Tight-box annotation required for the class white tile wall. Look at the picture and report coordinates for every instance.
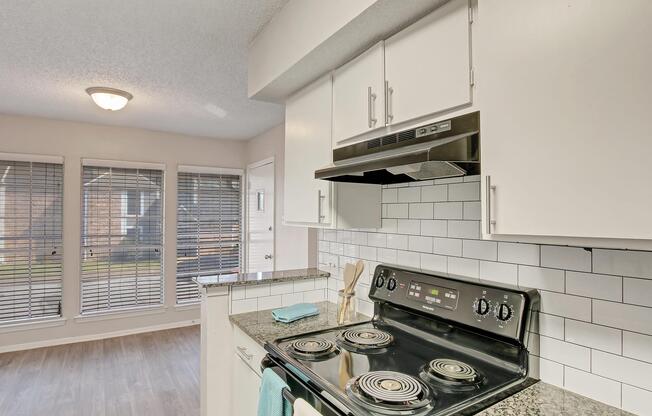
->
[539,335,591,370]
[317,178,652,414]
[564,367,622,408]
[230,277,328,314]
[517,266,565,293]
[538,358,564,388]
[448,220,480,239]
[623,331,652,363]
[622,385,652,416]
[433,202,463,219]
[540,246,592,272]
[498,242,540,266]
[564,319,622,354]
[623,278,652,307]
[565,271,622,302]
[533,312,564,339]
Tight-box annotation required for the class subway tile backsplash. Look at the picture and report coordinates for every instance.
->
[318,175,652,413]
[230,277,328,314]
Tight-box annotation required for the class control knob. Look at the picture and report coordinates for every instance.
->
[375,274,385,288]
[473,298,491,316]
[387,278,397,291]
[495,303,513,322]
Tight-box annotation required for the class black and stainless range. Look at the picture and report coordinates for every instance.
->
[263,265,539,416]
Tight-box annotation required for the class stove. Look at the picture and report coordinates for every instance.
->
[264,265,539,416]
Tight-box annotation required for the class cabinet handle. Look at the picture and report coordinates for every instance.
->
[385,81,393,125]
[237,346,253,360]
[485,176,497,234]
[367,86,377,128]
[317,189,326,223]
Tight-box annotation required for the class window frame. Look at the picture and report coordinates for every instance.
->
[0,152,64,325]
[79,159,166,315]
[176,165,244,304]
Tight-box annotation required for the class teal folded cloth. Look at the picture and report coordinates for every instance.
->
[257,368,292,416]
[271,303,319,323]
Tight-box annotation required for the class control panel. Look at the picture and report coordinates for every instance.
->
[369,265,536,343]
[406,281,459,310]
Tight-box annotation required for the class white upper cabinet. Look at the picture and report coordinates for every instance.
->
[284,75,382,229]
[385,0,472,126]
[479,0,652,242]
[332,42,385,146]
[284,75,333,226]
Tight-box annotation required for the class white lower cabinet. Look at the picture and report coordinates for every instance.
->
[233,352,261,416]
[232,326,267,415]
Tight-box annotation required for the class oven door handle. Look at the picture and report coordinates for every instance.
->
[282,388,296,405]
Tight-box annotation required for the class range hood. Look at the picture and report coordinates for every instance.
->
[315,111,480,184]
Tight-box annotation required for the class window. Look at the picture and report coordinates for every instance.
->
[0,159,63,324]
[81,164,164,314]
[176,170,242,303]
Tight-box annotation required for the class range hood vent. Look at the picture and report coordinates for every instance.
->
[315,111,480,184]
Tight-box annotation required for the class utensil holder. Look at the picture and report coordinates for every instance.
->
[337,289,356,325]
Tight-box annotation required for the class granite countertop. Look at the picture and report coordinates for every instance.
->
[229,301,369,346]
[193,267,329,288]
[476,381,635,416]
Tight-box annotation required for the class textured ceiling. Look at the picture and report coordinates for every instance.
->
[0,0,287,139]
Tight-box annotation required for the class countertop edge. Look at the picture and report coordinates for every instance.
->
[193,268,330,288]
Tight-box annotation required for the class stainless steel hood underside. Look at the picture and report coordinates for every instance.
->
[315,111,480,184]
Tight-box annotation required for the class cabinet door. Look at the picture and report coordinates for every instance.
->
[385,0,471,126]
[479,0,652,240]
[332,42,385,146]
[232,353,261,416]
[284,75,333,226]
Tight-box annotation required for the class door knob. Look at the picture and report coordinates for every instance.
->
[265,254,273,259]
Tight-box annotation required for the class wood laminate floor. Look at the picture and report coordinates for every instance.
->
[0,325,200,416]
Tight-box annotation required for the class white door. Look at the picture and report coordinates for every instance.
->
[247,159,275,272]
[284,75,333,226]
[385,0,472,126]
[479,0,652,241]
[332,41,385,146]
[232,353,261,416]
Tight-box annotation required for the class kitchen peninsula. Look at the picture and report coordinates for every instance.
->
[194,268,329,416]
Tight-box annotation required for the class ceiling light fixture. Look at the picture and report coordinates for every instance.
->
[85,87,133,111]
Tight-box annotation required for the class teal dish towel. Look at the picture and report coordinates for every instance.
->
[272,303,319,323]
[257,368,292,416]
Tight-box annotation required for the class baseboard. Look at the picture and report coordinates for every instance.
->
[0,319,200,354]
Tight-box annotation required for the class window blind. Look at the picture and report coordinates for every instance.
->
[81,166,164,314]
[176,172,242,303]
[0,160,63,324]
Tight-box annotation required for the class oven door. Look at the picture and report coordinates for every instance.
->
[261,355,353,416]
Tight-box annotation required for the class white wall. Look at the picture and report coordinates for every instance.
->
[319,176,652,415]
[0,113,246,351]
[245,123,317,271]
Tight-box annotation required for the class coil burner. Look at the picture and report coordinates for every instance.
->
[346,371,432,415]
[337,328,394,352]
[421,358,484,391]
[287,338,339,361]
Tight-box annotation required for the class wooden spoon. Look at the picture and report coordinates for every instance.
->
[339,260,365,323]
[347,260,365,294]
